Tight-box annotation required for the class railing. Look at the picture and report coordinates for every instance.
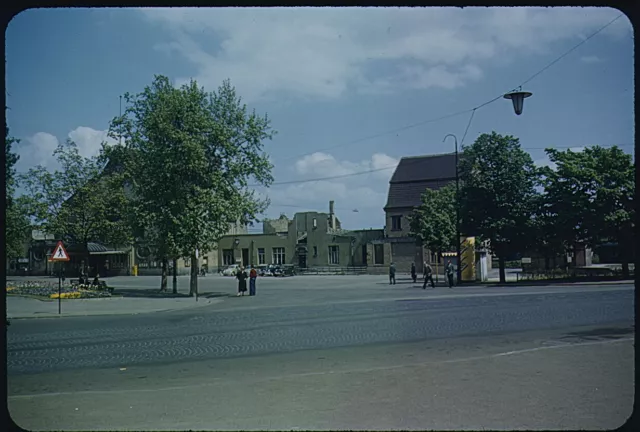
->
[515,266,634,282]
[297,266,368,275]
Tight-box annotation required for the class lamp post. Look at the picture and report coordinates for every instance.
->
[503,88,533,115]
[443,134,462,286]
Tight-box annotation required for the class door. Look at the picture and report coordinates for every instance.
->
[298,254,307,268]
[242,249,249,267]
[361,245,368,266]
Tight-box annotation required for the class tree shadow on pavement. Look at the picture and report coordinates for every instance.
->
[112,286,234,299]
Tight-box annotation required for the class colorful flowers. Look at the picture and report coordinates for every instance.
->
[6,280,111,299]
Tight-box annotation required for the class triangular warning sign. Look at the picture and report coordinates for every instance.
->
[51,241,70,261]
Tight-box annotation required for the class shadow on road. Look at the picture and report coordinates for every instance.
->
[112,288,232,299]
[561,325,635,341]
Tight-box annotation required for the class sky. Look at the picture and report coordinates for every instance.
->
[6,7,634,231]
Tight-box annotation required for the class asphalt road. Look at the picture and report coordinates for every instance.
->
[7,280,635,430]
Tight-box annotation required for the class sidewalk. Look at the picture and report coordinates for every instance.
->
[7,295,221,320]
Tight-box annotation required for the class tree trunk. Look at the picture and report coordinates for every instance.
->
[160,257,168,292]
[189,253,198,297]
[172,258,178,294]
[498,255,506,284]
[84,242,92,280]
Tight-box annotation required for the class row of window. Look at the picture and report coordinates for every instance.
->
[222,246,345,265]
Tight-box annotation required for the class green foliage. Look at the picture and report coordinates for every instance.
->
[5,125,30,259]
[17,140,132,258]
[109,75,275,294]
[458,131,539,282]
[524,190,567,262]
[541,145,635,274]
[409,184,456,255]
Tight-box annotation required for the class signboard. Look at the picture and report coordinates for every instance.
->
[521,257,532,264]
[17,258,29,263]
[51,241,70,262]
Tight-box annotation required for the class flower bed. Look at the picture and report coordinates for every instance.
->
[6,280,111,299]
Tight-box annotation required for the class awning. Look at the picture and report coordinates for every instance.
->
[66,242,129,255]
[90,250,129,255]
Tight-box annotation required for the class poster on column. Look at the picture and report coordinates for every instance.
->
[460,237,476,282]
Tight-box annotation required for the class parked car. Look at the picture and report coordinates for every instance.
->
[221,264,239,276]
[257,265,269,276]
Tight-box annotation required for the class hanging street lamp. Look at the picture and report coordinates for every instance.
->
[503,87,533,115]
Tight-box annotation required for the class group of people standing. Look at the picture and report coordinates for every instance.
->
[235,265,258,296]
[389,260,456,289]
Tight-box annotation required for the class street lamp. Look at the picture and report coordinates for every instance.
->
[503,88,533,115]
[443,134,462,286]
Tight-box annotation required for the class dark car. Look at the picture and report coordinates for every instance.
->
[270,265,283,277]
[257,265,269,276]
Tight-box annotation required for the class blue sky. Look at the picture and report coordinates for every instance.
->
[6,7,634,231]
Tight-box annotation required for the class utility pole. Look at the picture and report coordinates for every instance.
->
[444,134,462,286]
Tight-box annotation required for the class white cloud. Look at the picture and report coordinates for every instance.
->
[262,152,398,228]
[581,55,603,63]
[15,127,116,173]
[294,152,398,181]
[140,7,628,102]
[15,132,61,171]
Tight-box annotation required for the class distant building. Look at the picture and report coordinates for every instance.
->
[382,153,459,274]
[216,201,385,270]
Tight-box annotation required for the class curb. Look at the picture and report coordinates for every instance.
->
[478,280,634,288]
[7,298,222,320]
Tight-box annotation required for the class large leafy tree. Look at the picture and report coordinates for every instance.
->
[541,146,635,277]
[5,124,30,260]
[18,140,132,276]
[459,131,539,283]
[524,190,567,270]
[109,75,275,295]
[409,184,456,275]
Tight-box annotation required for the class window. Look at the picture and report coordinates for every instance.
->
[222,249,235,266]
[329,246,339,265]
[272,247,285,265]
[391,215,402,231]
[374,244,384,265]
[313,218,317,228]
[313,246,318,257]
[258,248,266,265]
[183,258,190,267]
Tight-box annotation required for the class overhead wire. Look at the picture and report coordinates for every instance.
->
[276,12,623,165]
[251,13,626,188]
[252,143,633,187]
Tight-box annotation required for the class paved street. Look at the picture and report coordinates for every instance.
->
[7,276,635,430]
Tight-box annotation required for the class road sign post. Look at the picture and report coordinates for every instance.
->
[50,241,70,314]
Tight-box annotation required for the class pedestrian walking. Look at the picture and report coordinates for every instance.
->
[446,260,455,288]
[236,266,248,296]
[411,262,417,283]
[249,266,257,296]
[389,262,396,285]
[423,262,435,289]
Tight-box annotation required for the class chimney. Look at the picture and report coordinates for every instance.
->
[329,200,336,229]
